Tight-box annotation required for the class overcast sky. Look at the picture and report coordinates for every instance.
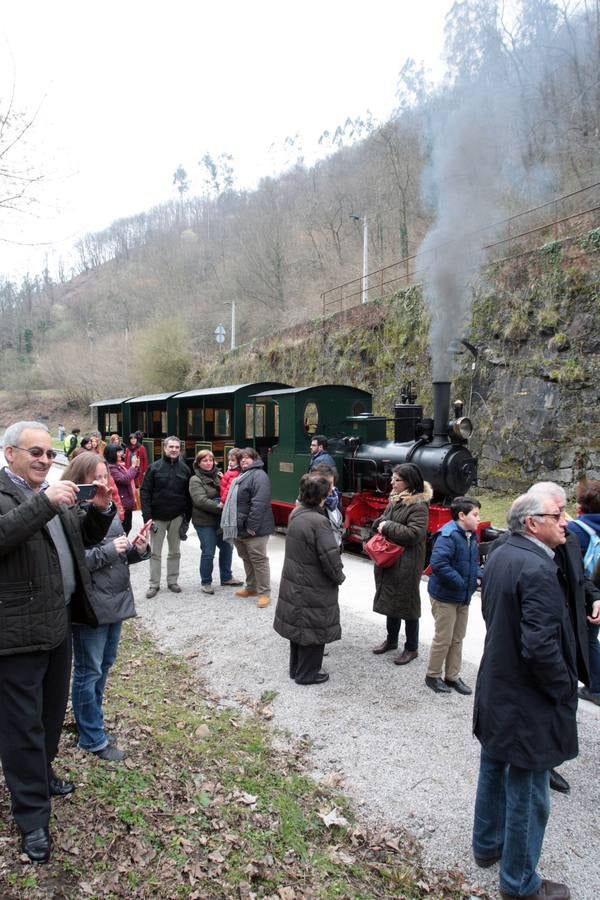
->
[1,0,454,281]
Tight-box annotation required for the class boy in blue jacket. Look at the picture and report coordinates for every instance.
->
[425,496,481,695]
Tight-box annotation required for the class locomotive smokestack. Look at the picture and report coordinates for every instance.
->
[432,381,450,439]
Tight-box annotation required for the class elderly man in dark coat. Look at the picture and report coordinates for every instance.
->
[472,488,578,900]
[0,421,114,863]
[488,481,600,794]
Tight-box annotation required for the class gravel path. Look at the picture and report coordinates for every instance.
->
[126,514,600,900]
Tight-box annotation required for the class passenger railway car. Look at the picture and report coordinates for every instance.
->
[91,382,287,470]
[92,378,486,542]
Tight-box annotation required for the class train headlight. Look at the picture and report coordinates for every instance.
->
[452,417,473,440]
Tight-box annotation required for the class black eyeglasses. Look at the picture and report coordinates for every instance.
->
[533,512,564,521]
[10,445,58,460]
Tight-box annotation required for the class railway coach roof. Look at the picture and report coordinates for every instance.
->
[250,385,372,398]
[174,383,267,399]
[89,396,134,407]
[125,392,180,403]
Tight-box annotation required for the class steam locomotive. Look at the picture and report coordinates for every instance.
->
[260,380,482,545]
[93,378,486,543]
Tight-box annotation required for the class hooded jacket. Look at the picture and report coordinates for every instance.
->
[235,459,274,537]
[427,519,481,604]
[371,483,432,620]
[83,513,148,625]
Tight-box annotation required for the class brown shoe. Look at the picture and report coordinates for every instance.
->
[221,579,244,586]
[394,649,418,665]
[235,588,257,597]
[500,880,570,899]
[372,639,398,655]
[256,595,271,608]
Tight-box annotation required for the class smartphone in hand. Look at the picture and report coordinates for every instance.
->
[132,519,153,545]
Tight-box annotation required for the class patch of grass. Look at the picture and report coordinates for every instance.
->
[0,622,477,899]
[477,489,577,527]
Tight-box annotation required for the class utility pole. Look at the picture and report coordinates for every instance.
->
[225,300,236,350]
[361,215,368,304]
[350,214,369,304]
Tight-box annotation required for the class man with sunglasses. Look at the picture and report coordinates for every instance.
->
[0,421,115,863]
[472,486,581,900]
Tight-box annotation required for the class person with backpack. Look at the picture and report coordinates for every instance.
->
[64,428,80,458]
[567,480,600,707]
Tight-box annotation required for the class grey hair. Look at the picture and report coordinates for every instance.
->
[507,493,546,534]
[2,421,50,448]
[527,481,567,506]
[163,435,181,448]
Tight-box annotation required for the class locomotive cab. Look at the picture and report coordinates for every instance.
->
[250,384,373,526]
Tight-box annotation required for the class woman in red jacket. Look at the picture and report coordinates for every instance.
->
[124,432,148,487]
[105,444,138,534]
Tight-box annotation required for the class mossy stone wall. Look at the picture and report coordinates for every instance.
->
[188,230,600,494]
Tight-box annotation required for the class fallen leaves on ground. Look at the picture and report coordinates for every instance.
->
[0,621,486,899]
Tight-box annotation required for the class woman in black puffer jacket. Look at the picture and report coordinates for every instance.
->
[274,474,345,685]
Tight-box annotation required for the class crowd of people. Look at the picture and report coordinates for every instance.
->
[1,422,599,899]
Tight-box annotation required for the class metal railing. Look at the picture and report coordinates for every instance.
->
[321,182,600,316]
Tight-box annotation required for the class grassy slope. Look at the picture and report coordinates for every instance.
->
[0,622,485,899]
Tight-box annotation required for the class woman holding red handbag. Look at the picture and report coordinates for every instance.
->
[370,463,431,665]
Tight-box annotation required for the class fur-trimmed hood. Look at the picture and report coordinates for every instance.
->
[395,482,433,506]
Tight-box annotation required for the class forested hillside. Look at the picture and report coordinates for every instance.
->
[0,0,599,409]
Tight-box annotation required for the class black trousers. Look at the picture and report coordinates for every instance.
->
[122,508,133,535]
[0,630,72,833]
[289,641,325,684]
[386,616,419,651]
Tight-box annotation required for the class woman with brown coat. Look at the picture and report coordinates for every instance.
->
[371,463,431,665]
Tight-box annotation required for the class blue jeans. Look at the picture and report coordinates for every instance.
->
[195,525,233,585]
[587,622,600,693]
[473,747,549,897]
[72,623,122,752]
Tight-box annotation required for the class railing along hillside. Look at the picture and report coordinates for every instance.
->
[321,182,600,316]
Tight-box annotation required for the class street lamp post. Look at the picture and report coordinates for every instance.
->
[225,300,236,350]
[350,214,369,304]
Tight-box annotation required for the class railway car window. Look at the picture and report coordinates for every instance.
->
[214,409,231,437]
[245,404,265,438]
[352,401,366,416]
[149,410,166,436]
[303,401,319,434]
[186,408,203,436]
[107,413,117,433]
[274,403,279,437]
[131,413,143,433]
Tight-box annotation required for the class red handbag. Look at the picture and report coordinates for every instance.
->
[364,532,405,567]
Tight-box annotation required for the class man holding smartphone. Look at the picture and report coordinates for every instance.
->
[0,421,115,863]
[140,435,192,597]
